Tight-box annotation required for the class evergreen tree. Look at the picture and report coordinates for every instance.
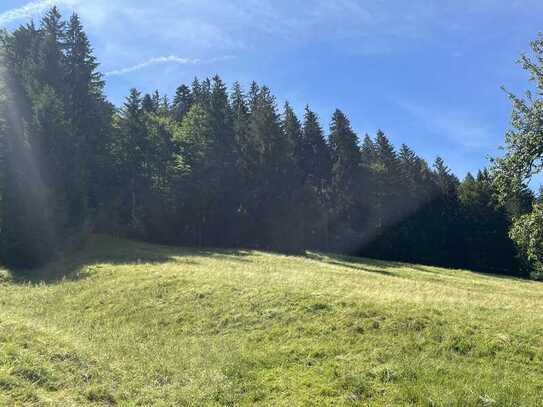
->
[202,75,239,246]
[242,84,301,250]
[279,102,305,251]
[328,109,365,252]
[39,7,66,91]
[230,81,250,163]
[296,106,332,248]
[329,109,361,206]
[458,170,519,274]
[111,88,150,236]
[65,12,109,227]
[142,93,157,113]
[360,134,376,164]
[372,131,400,230]
[298,107,332,185]
[174,104,213,246]
[172,84,192,122]
[0,30,57,267]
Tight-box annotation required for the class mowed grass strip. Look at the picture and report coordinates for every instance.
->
[1,235,543,405]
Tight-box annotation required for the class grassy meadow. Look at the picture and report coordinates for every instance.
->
[1,236,543,406]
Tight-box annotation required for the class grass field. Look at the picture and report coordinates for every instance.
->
[1,236,543,406]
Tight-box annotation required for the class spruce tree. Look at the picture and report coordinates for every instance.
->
[172,84,192,122]
[174,104,213,246]
[112,88,150,236]
[203,75,238,246]
[372,131,400,229]
[360,134,376,165]
[329,109,365,251]
[65,12,108,228]
[280,102,305,250]
[299,106,332,185]
[329,110,361,207]
[296,106,332,249]
[458,170,519,274]
[231,81,250,162]
[39,7,66,91]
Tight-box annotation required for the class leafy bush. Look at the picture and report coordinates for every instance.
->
[510,203,543,279]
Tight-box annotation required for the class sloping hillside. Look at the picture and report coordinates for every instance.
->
[1,236,542,406]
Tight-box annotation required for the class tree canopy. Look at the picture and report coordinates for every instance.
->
[0,8,535,278]
[492,34,543,278]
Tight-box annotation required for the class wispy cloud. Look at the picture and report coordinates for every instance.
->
[396,98,497,150]
[0,0,442,53]
[0,0,53,25]
[0,0,82,26]
[104,55,234,77]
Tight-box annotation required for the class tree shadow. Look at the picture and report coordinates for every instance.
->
[383,259,534,284]
[6,234,531,286]
[334,254,534,284]
[304,251,532,283]
[304,252,398,277]
[6,234,253,285]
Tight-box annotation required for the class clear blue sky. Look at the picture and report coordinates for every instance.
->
[1,1,542,178]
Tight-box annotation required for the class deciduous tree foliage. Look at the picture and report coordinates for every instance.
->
[492,34,543,278]
[0,9,530,277]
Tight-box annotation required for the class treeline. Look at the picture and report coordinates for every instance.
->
[0,8,534,276]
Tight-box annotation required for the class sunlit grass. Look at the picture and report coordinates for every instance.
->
[1,235,543,405]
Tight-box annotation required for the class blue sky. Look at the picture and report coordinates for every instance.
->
[1,0,542,178]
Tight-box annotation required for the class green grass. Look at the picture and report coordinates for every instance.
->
[1,235,543,406]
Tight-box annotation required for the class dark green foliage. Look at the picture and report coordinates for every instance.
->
[0,7,528,277]
[0,9,110,268]
[295,107,331,249]
[328,110,366,252]
[172,84,192,122]
[458,170,518,274]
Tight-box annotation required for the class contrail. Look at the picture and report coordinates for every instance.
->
[105,55,235,77]
[0,0,72,26]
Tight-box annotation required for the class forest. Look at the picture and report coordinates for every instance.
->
[0,7,542,278]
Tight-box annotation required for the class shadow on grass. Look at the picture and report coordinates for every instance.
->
[304,252,532,284]
[7,234,253,285]
[379,258,533,284]
[304,252,398,278]
[6,234,531,286]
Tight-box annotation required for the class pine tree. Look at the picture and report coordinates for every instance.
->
[192,77,211,108]
[433,157,458,196]
[111,88,150,236]
[242,84,301,250]
[0,34,58,267]
[280,102,305,250]
[458,170,519,274]
[39,7,66,91]
[142,93,157,113]
[360,134,376,164]
[371,131,400,227]
[375,131,399,174]
[328,109,365,252]
[295,106,332,248]
[299,106,331,185]
[172,84,192,122]
[174,104,213,246]
[230,81,250,162]
[65,12,109,228]
[141,106,178,242]
[200,75,239,246]
[329,109,361,196]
